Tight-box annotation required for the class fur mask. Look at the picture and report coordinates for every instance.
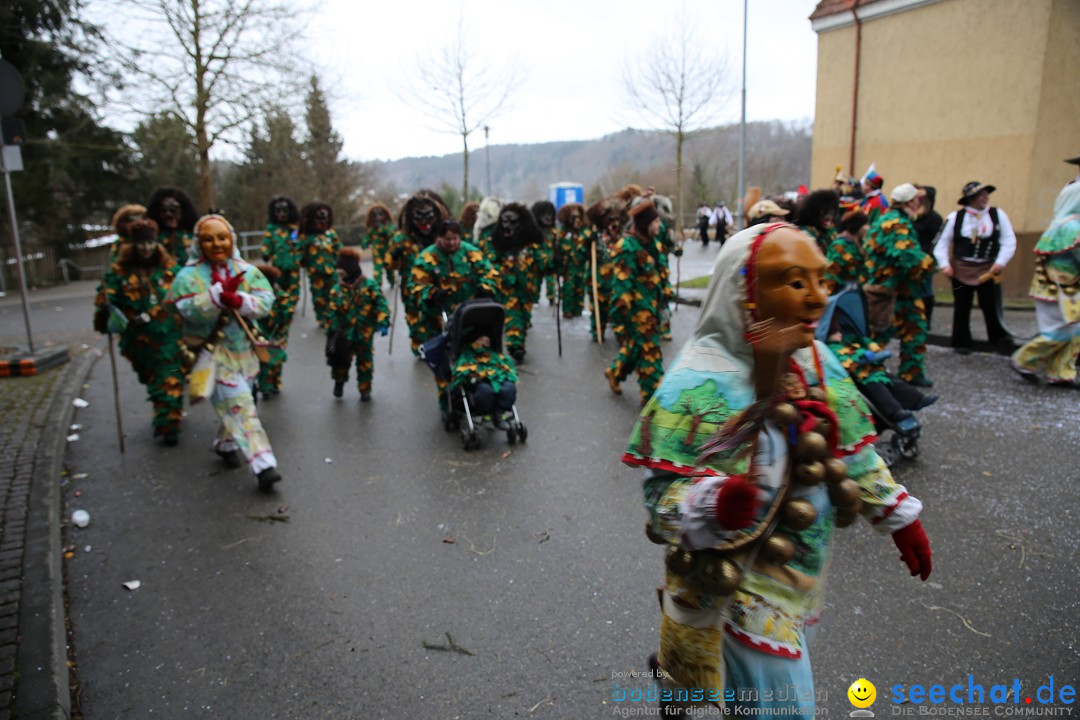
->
[268,196,299,225]
[474,197,503,238]
[148,187,198,233]
[492,203,542,254]
[299,202,334,235]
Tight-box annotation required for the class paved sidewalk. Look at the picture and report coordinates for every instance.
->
[0,345,98,720]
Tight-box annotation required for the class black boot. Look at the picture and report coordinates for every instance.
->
[257,467,282,492]
[333,380,345,398]
[216,448,243,469]
[162,430,179,447]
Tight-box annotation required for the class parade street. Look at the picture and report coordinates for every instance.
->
[3,242,1077,718]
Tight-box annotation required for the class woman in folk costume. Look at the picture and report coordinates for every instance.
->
[167,214,283,491]
[1010,183,1080,386]
[622,223,931,714]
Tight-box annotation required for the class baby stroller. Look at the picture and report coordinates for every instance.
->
[420,298,527,451]
[816,285,920,467]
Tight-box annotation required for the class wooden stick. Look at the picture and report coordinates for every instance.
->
[106,333,125,453]
[231,310,270,363]
[388,286,399,355]
[591,236,602,344]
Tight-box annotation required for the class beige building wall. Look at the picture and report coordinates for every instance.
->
[811,0,1080,297]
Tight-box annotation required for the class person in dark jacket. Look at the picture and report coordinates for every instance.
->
[912,186,943,327]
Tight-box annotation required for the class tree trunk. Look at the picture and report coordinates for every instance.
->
[462,133,470,212]
[197,129,212,212]
[675,129,685,236]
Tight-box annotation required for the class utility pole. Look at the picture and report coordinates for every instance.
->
[483,125,491,197]
[736,0,748,232]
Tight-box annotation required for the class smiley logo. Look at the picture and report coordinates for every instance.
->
[848,678,876,708]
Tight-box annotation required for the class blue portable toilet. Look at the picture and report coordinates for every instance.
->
[548,182,584,211]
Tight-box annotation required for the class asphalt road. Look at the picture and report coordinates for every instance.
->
[5,244,1078,719]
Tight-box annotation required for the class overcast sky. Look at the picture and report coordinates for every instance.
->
[306,0,821,162]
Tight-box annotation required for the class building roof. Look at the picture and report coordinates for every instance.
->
[810,0,875,21]
[810,0,942,31]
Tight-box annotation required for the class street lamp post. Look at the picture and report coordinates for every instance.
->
[736,0,748,232]
[483,125,491,197]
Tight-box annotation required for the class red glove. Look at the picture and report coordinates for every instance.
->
[220,269,246,294]
[715,476,760,530]
[219,290,243,309]
[892,519,932,581]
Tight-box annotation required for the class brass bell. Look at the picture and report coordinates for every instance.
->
[665,547,695,576]
[835,507,859,528]
[795,460,825,485]
[769,402,799,427]
[761,534,796,565]
[696,555,742,596]
[782,498,817,531]
[807,387,827,402]
[814,417,833,439]
[796,431,828,461]
[823,457,848,484]
[645,521,667,545]
[828,479,861,508]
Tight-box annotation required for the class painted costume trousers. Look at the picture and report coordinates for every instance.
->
[307,261,338,329]
[1012,300,1080,383]
[562,265,587,317]
[122,340,184,437]
[504,296,531,353]
[873,294,929,383]
[330,338,375,393]
[258,271,300,392]
[609,325,664,402]
[210,358,277,474]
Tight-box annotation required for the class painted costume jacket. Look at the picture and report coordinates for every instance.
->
[328,277,391,347]
[261,223,303,276]
[863,209,935,297]
[167,257,275,376]
[410,242,498,313]
[98,257,185,366]
[608,234,664,336]
[158,230,195,266]
[823,232,867,293]
[450,345,518,392]
[624,346,917,665]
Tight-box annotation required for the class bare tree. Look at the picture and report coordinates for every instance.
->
[398,13,518,204]
[623,5,734,234]
[103,0,304,210]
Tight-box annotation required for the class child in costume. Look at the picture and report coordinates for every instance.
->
[326,248,390,401]
[622,223,931,715]
[94,218,186,445]
[167,214,282,491]
[451,332,518,428]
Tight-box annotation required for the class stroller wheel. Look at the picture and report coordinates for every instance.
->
[876,438,899,468]
[517,424,528,443]
[461,428,480,450]
[894,433,919,460]
[506,426,517,445]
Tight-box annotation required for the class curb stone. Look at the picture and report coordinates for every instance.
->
[14,345,99,720]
